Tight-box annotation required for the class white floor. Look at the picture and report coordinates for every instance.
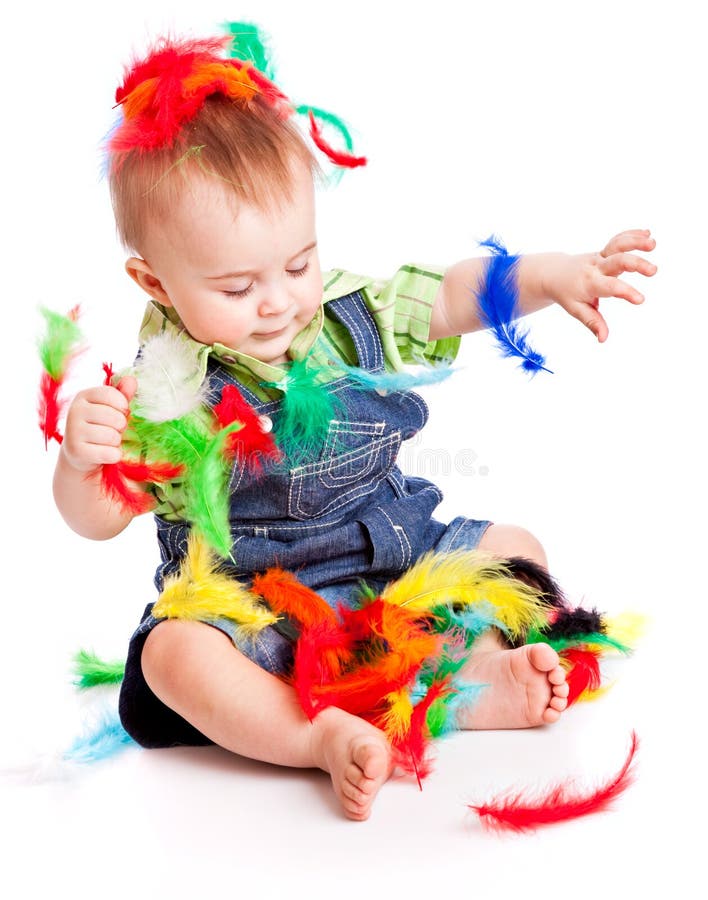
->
[3,1,705,896]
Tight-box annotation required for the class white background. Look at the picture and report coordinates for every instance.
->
[1,0,704,896]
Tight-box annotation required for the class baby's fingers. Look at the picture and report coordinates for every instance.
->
[594,272,646,306]
[568,299,609,343]
[601,229,656,257]
[599,251,657,281]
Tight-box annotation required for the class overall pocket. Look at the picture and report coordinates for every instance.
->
[287,420,401,520]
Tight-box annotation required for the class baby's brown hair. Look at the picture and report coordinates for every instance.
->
[109,94,322,255]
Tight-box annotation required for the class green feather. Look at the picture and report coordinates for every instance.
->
[129,413,211,470]
[130,413,241,559]
[426,696,449,738]
[72,649,125,688]
[294,104,356,186]
[185,422,241,559]
[526,628,631,654]
[263,358,342,465]
[222,21,277,79]
[294,105,354,151]
[38,307,83,380]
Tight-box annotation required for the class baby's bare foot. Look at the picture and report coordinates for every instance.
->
[309,706,393,821]
[458,641,569,729]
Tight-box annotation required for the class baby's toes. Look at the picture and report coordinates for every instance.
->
[548,665,567,687]
[549,694,568,712]
[542,706,562,724]
[343,765,372,800]
[552,680,569,699]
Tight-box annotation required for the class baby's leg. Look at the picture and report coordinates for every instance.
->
[456,523,569,729]
[141,619,391,820]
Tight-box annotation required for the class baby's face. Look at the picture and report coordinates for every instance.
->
[140,161,322,364]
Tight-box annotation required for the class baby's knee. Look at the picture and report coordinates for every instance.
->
[478,523,548,568]
[141,618,202,694]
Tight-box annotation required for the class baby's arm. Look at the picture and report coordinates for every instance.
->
[429,229,657,342]
[53,376,140,539]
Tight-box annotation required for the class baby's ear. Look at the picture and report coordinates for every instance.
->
[125,257,172,306]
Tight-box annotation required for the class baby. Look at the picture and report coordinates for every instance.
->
[52,31,656,821]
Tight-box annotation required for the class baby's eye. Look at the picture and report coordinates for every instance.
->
[287,262,310,278]
[223,284,254,299]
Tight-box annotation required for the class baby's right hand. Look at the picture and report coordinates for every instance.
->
[61,376,137,473]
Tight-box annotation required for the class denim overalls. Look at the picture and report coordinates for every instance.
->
[118,291,491,747]
[153,290,449,592]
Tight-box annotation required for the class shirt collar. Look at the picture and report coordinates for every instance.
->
[138,300,325,389]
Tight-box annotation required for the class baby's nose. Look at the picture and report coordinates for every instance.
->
[258,288,290,317]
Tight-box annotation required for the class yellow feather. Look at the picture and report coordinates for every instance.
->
[379,689,414,741]
[577,683,613,703]
[380,550,549,639]
[604,611,648,650]
[153,533,280,635]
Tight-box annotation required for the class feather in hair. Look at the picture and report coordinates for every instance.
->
[475,236,552,375]
[72,649,125,689]
[132,332,208,422]
[470,731,639,833]
[154,533,279,634]
[380,551,549,640]
[222,21,277,79]
[307,110,367,168]
[37,305,84,447]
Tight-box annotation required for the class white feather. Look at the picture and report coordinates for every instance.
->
[132,331,207,422]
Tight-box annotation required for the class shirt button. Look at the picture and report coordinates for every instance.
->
[222,355,236,363]
[258,415,273,433]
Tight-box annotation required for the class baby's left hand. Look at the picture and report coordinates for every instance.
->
[545,229,657,342]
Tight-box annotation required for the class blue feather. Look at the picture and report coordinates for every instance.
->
[437,680,489,735]
[476,235,552,375]
[335,361,455,393]
[64,708,137,764]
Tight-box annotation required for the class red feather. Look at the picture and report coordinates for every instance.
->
[38,373,65,446]
[470,731,639,833]
[213,385,281,474]
[562,647,602,706]
[394,677,454,788]
[307,111,367,168]
[292,621,355,719]
[99,459,184,515]
[37,305,83,448]
[252,568,338,628]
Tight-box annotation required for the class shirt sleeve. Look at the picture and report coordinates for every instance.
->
[364,263,461,369]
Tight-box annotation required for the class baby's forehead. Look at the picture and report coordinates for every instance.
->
[141,166,316,267]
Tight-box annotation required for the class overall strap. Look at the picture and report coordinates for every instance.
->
[204,357,273,410]
[325,291,386,373]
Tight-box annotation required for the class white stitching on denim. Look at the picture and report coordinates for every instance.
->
[288,432,400,519]
[379,508,412,568]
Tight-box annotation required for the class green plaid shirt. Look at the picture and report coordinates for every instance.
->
[126,264,459,520]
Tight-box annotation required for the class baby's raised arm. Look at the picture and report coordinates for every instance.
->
[53,376,140,539]
[429,229,657,342]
